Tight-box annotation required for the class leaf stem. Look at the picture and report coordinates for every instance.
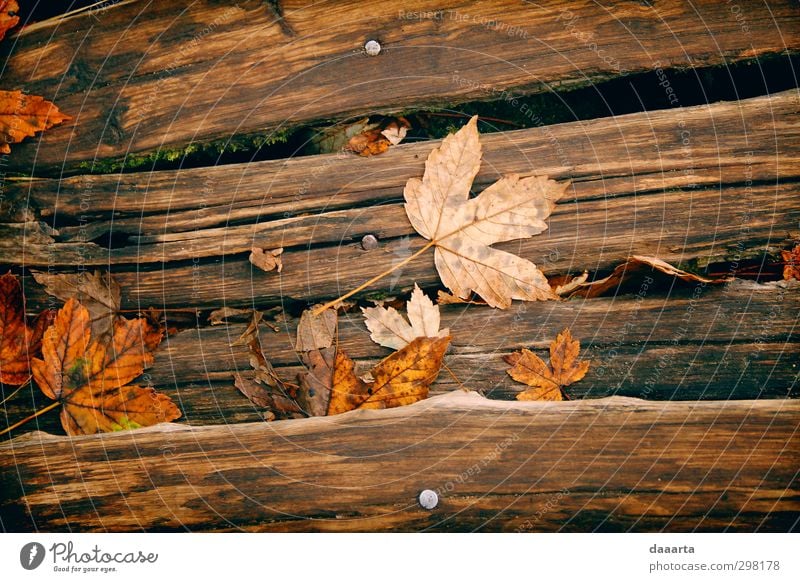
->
[0,378,30,407]
[312,240,436,315]
[0,401,60,437]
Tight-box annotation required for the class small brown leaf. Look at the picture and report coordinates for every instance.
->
[232,312,304,419]
[33,270,121,341]
[249,247,283,273]
[209,306,253,325]
[295,306,337,352]
[505,329,589,401]
[0,90,71,155]
[781,245,800,281]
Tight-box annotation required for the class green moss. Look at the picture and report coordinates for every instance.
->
[77,129,293,174]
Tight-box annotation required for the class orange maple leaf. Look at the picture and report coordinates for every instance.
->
[0,0,19,43]
[0,272,53,386]
[782,245,800,281]
[31,298,180,435]
[504,329,590,401]
[0,90,71,154]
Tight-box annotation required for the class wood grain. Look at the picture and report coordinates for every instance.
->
[2,282,796,435]
[1,392,797,532]
[2,0,798,172]
[4,91,798,309]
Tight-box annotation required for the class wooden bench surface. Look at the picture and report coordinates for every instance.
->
[0,0,797,532]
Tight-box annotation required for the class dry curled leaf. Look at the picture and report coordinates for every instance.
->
[249,247,283,273]
[346,117,410,156]
[232,312,304,419]
[33,270,121,342]
[209,306,253,325]
[404,116,567,308]
[311,116,410,156]
[0,273,54,385]
[362,283,449,350]
[0,90,71,155]
[504,329,589,401]
[781,245,800,281]
[564,256,729,298]
[30,298,180,435]
[0,0,19,43]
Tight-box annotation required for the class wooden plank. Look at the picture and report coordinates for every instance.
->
[4,92,798,308]
[6,90,798,235]
[2,0,798,172]
[2,282,796,434]
[1,392,797,532]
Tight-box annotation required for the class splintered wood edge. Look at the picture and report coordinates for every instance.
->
[3,391,798,451]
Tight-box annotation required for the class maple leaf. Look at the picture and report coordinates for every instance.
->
[0,0,19,43]
[297,335,450,416]
[30,298,181,435]
[0,273,53,385]
[504,329,589,401]
[362,283,449,350]
[404,116,568,308]
[0,90,71,154]
[249,247,283,273]
[293,307,450,416]
[782,245,800,281]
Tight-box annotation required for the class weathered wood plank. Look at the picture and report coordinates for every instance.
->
[2,0,798,172]
[5,89,798,236]
[3,282,796,435]
[1,392,797,532]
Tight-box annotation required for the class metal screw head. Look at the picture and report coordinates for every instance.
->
[418,489,438,510]
[361,234,379,250]
[364,40,381,56]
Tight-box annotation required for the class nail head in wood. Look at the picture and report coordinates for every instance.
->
[364,40,381,56]
[361,234,379,250]
[418,489,438,510]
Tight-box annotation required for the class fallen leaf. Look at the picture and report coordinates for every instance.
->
[209,306,253,325]
[565,256,729,298]
[249,247,283,273]
[436,290,487,306]
[781,245,800,281]
[30,298,180,435]
[346,117,411,156]
[362,283,449,350]
[504,329,589,401]
[33,270,120,341]
[0,273,53,385]
[294,306,337,352]
[0,90,71,154]
[0,0,19,43]
[310,116,410,156]
[293,306,450,416]
[297,336,450,416]
[550,271,589,296]
[404,116,567,308]
[232,312,304,419]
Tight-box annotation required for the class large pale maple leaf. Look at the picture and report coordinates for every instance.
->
[403,116,568,308]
